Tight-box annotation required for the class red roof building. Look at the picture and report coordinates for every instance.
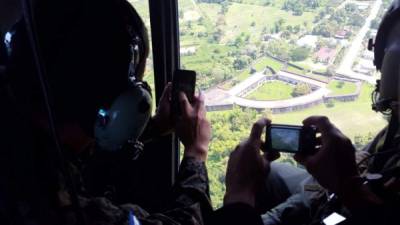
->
[315,47,336,64]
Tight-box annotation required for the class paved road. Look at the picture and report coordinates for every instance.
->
[336,0,382,84]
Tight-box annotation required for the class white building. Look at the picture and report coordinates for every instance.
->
[296,35,318,49]
[180,46,197,56]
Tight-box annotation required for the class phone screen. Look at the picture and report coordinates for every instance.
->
[172,70,196,116]
[270,127,300,152]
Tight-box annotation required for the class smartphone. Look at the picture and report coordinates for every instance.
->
[172,69,196,117]
[265,124,317,154]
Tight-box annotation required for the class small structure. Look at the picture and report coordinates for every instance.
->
[180,46,197,56]
[183,10,201,21]
[335,29,349,39]
[315,47,336,65]
[296,35,318,49]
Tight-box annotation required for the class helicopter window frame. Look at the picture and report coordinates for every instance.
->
[148,0,181,185]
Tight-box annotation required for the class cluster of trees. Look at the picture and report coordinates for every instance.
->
[282,0,321,15]
[291,83,312,97]
[312,20,340,37]
[312,3,365,37]
[290,47,311,61]
[266,40,310,62]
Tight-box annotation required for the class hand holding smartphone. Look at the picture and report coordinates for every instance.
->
[171,69,196,118]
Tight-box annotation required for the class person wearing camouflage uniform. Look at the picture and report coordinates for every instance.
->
[1,0,216,224]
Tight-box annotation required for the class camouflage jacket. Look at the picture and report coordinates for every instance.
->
[261,127,400,225]
[57,154,213,225]
[307,127,400,225]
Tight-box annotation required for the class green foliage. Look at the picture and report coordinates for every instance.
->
[282,0,320,14]
[290,47,311,61]
[312,21,339,37]
[325,99,335,108]
[328,80,357,95]
[292,83,311,97]
[233,56,251,70]
[266,39,291,60]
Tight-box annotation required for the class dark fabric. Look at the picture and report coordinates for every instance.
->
[308,126,400,225]
[211,203,263,225]
[0,31,7,65]
[60,156,213,225]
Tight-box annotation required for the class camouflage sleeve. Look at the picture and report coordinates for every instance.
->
[78,156,212,225]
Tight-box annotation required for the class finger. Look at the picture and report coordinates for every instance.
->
[260,140,267,152]
[302,116,334,134]
[249,118,271,142]
[194,91,206,114]
[265,151,280,161]
[316,137,322,146]
[179,92,192,117]
[160,82,172,102]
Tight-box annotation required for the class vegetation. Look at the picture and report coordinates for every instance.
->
[133,0,388,209]
[290,47,311,61]
[327,80,357,95]
[245,81,294,100]
[206,84,386,207]
[292,82,312,97]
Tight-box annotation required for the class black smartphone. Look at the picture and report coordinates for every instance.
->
[172,69,196,117]
[265,124,317,154]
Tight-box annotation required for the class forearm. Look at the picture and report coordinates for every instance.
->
[174,157,211,201]
[168,157,213,220]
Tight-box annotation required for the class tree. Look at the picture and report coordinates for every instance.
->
[233,56,250,70]
[212,28,224,42]
[326,65,336,77]
[266,39,291,60]
[292,83,312,97]
[312,21,339,37]
[293,7,303,16]
[290,47,310,61]
[345,3,357,13]
[325,98,335,108]
[336,81,345,88]
[370,19,380,29]
[348,13,364,27]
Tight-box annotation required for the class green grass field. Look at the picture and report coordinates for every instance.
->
[327,80,358,95]
[254,57,284,72]
[245,81,294,100]
[222,3,316,43]
[286,66,305,75]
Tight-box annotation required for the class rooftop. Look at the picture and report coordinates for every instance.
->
[315,47,336,62]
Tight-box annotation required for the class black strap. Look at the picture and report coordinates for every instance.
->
[371,116,400,172]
